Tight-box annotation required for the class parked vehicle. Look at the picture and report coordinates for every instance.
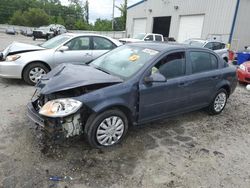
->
[5,27,17,35]
[0,33,122,85]
[33,24,67,40]
[237,61,250,84]
[21,28,33,37]
[184,39,228,62]
[27,42,237,148]
[119,33,164,44]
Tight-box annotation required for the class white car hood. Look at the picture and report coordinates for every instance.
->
[119,38,143,43]
[1,42,45,59]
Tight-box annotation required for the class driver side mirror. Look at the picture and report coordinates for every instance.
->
[144,72,167,84]
[58,46,69,52]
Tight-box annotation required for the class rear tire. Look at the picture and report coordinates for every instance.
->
[84,109,128,148]
[207,89,228,115]
[23,63,49,85]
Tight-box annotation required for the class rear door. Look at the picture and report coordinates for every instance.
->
[138,50,190,122]
[53,36,93,66]
[186,50,222,107]
[92,36,117,59]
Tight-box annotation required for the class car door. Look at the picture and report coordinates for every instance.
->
[92,36,117,59]
[144,34,154,41]
[138,51,190,123]
[53,36,93,66]
[186,50,222,107]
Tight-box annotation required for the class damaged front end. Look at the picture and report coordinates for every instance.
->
[27,63,123,143]
[27,82,120,143]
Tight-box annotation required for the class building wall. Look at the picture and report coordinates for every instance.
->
[127,0,237,43]
[232,0,250,50]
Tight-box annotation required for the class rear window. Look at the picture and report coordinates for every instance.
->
[190,51,218,73]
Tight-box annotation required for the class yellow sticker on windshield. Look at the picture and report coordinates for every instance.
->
[129,54,140,62]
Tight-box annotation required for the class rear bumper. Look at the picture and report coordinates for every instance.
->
[27,102,45,127]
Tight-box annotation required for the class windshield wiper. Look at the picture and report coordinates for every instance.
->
[94,66,110,74]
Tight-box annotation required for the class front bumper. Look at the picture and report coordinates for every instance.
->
[0,61,23,79]
[237,69,250,83]
[27,102,45,127]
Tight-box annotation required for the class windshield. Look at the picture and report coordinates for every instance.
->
[90,45,159,79]
[134,33,146,40]
[184,40,205,47]
[40,35,71,49]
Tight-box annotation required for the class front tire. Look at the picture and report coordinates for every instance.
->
[207,89,228,115]
[23,63,49,85]
[84,109,128,148]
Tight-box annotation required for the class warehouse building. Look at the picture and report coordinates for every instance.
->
[126,0,250,50]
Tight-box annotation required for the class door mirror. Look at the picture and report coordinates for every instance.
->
[58,46,69,52]
[144,72,167,84]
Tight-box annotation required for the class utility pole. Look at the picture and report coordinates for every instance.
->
[112,0,115,30]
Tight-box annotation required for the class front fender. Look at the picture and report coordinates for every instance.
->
[90,98,131,113]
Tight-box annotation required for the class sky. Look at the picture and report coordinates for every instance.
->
[60,0,140,23]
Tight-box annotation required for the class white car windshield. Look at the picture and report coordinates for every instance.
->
[40,35,71,49]
[90,45,159,79]
[134,33,146,40]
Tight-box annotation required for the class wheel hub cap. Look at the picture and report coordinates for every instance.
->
[96,116,125,146]
[29,67,46,83]
[214,92,226,112]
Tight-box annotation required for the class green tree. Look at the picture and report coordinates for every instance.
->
[10,10,27,26]
[74,19,88,30]
[115,0,127,30]
[23,8,50,27]
[94,19,112,31]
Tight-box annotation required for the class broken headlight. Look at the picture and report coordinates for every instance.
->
[39,98,82,118]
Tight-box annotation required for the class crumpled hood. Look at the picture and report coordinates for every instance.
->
[1,42,45,59]
[37,64,123,94]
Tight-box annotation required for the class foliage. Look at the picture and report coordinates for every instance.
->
[115,0,127,30]
[93,19,112,31]
[1,0,125,31]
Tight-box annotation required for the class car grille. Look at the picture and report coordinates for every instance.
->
[245,77,250,82]
[247,67,250,73]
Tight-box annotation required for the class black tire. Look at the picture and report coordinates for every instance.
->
[84,109,129,148]
[33,36,36,41]
[23,62,49,85]
[207,89,228,115]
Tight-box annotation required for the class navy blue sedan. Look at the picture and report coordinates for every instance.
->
[27,42,237,148]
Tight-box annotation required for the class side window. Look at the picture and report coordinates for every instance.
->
[144,35,154,41]
[155,35,162,41]
[204,42,213,49]
[152,52,186,79]
[65,37,90,50]
[212,42,222,50]
[93,37,115,50]
[190,51,218,73]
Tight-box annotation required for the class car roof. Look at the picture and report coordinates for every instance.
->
[127,42,198,52]
[187,38,225,44]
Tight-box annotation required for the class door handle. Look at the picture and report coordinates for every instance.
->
[210,76,219,80]
[179,82,189,87]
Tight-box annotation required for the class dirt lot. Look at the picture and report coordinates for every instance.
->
[0,33,250,188]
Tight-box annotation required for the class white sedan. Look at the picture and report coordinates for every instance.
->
[0,33,122,85]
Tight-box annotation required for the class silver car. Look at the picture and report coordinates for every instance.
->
[184,39,228,62]
[0,33,122,85]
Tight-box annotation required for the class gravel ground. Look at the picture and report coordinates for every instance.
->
[0,33,250,188]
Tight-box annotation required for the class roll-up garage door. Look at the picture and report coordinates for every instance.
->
[133,18,146,37]
[177,15,204,42]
